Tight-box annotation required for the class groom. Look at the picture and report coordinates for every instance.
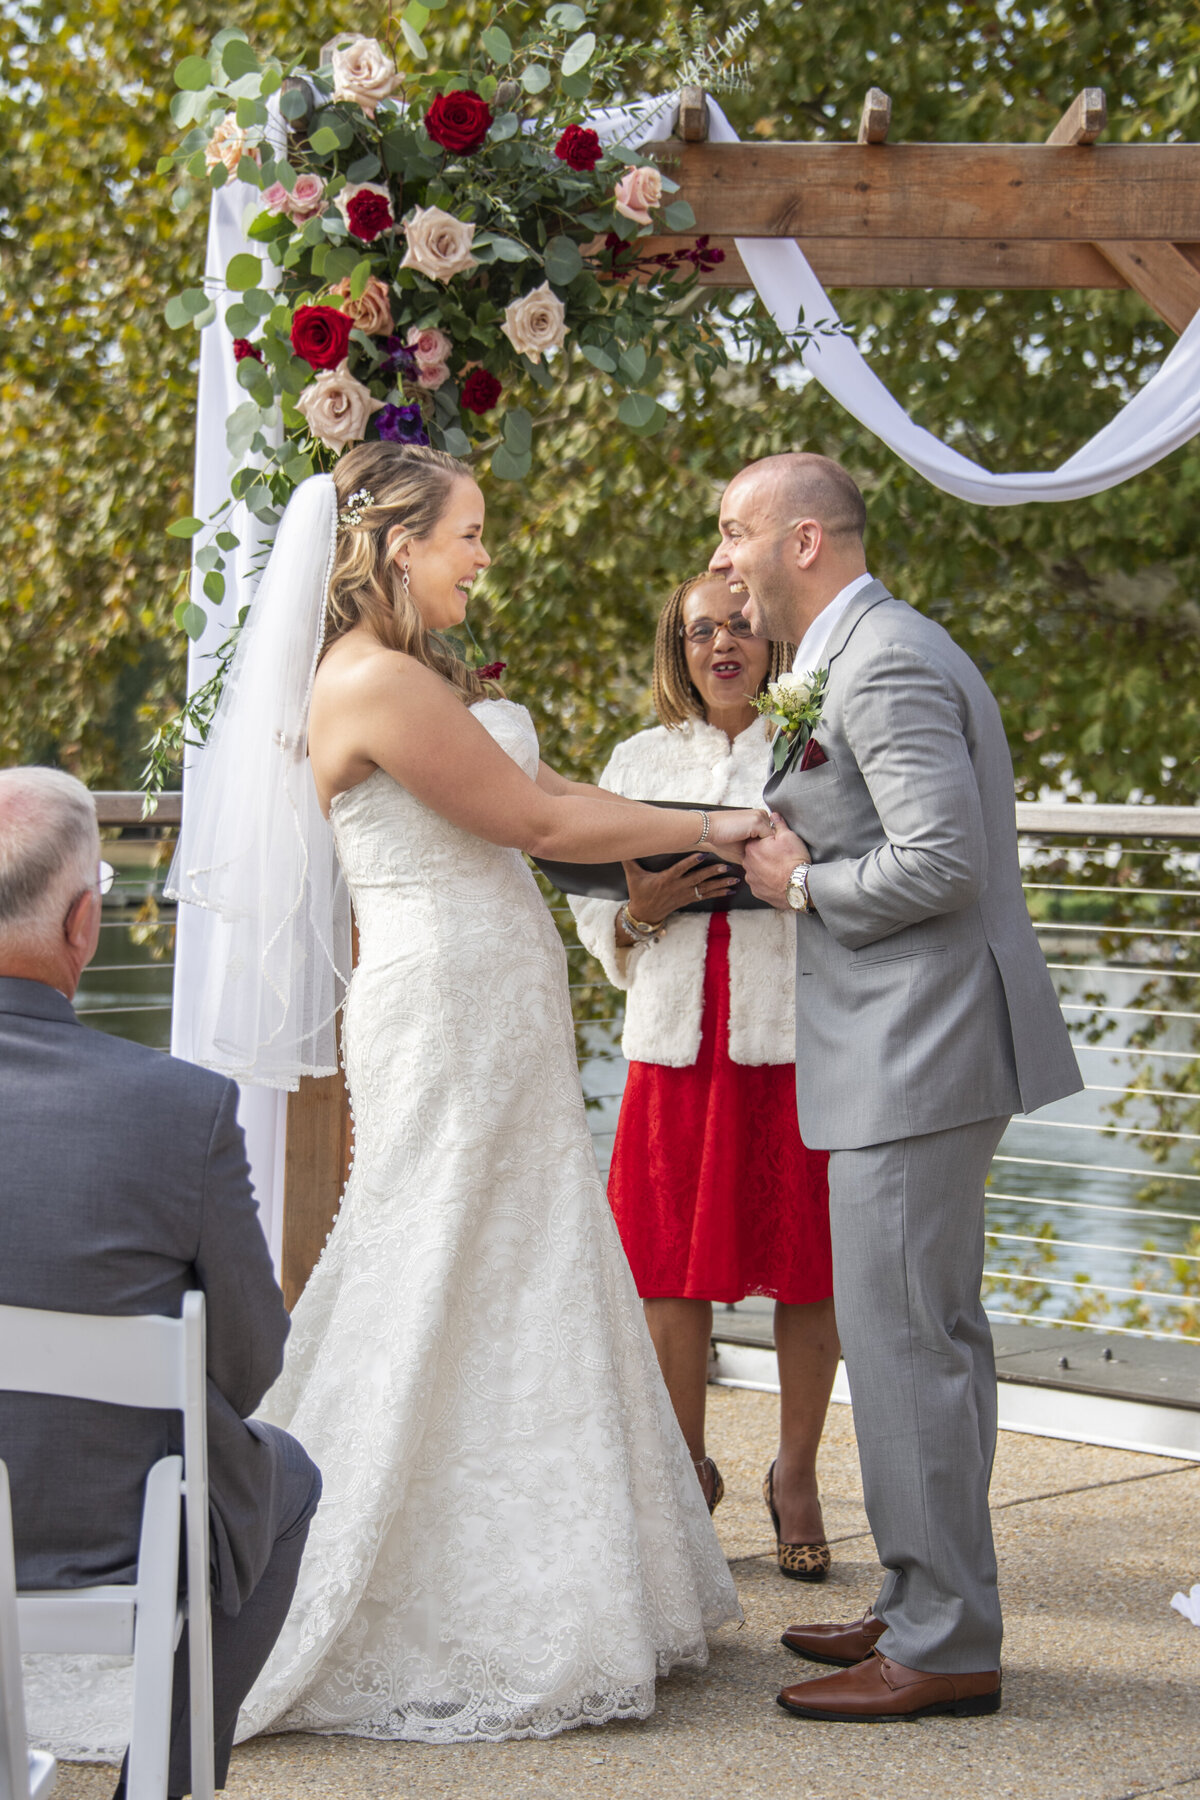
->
[719,453,1081,1721]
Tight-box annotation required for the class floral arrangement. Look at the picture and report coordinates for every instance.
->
[156,7,766,657]
[753,666,829,772]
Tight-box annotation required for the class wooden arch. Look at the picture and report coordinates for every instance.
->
[279,87,1200,1307]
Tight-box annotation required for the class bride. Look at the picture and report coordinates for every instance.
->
[172,441,762,1746]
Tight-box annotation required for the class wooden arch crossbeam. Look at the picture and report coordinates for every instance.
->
[278,85,1200,1307]
[642,85,1200,333]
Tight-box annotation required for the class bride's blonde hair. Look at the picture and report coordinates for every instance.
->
[324,441,487,702]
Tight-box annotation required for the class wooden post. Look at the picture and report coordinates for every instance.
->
[675,86,709,142]
[281,1073,353,1310]
[857,88,892,145]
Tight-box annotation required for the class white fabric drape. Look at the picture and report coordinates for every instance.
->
[173,88,1200,1266]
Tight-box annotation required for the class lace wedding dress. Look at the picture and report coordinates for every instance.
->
[234,698,739,1744]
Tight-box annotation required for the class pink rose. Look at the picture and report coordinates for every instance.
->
[406,326,453,366]
[294,360,384,450]
[261,181,291,216]
[613,164,663,227]
[414,362,450,391]
[288,172,328,221]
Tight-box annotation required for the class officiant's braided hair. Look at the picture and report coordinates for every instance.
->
[652,574,794,730]
[323,442,488,703]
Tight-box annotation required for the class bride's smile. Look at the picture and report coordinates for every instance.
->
[392,477,491,632]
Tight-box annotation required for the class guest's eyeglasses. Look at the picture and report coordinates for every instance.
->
[680,613,759,645]
[61,860,115,935]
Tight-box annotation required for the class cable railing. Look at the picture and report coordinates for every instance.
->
[86,793,1200,1343]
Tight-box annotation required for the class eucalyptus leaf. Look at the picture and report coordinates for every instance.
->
[207,161,228,191]
[520,63,551,94]
[441,427,472,457]
[194,545,222,573]
[308,125,341,155]
[404,0,431,30]
[561,32,596,76]
[220,37,259,80]
[543,235,583,285]
[165,516,203,539]
[490,236,530,262]
[347,153,382,183]
[482,24,512,65]
[349,258,374,301]
[491,443,532,482]
[243,288,275,318]
[169,88,200,127]
[235,95,263,129]
[547,2,586,27]
[400,18,427,59]
[259,65,282,98]
[222,302,257,336]
[560,71,592,99]
[617,392,658,429]
[224,253,262,291]
[174,55,212,91]
[663,199,697,231]
[625,400,670,436]
[175,602,209,641]
[282,453,315,484]
[579,343,617,373]
[619,343,647,382]
[216,530,241,551]
[279,86,310,120]
[503,407,533,453]
[202,570,226,604]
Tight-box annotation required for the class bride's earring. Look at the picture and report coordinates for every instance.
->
[402,563,411,598]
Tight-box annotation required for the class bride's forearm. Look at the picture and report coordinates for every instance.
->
[535,762,624,801]
[525,794,707,863]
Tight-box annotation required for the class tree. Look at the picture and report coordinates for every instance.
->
[2,0,1198,799]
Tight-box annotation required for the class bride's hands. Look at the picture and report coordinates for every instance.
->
[702,806,773,866]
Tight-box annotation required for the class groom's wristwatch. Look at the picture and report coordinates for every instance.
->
[786,861,816,915]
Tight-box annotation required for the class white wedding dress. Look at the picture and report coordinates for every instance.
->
[236,698,740,1744]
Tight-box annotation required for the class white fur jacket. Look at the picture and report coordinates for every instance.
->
[569,718,797,1068]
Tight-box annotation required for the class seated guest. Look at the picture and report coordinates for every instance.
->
[0,766,321,1797]
[570,575,840,1577]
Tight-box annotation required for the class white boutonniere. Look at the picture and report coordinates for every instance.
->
[753,666,829,772]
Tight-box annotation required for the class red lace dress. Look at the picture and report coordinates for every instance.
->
[608,912,833,1304]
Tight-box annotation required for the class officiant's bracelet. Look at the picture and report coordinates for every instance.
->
[618,904,665,945]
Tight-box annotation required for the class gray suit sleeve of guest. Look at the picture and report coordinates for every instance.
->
[194,1080,290,1418]
[806,646,988,949]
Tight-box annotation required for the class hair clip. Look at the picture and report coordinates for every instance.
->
[338,487,375,532]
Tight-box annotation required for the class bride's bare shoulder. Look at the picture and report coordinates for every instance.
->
[314,633,455,707]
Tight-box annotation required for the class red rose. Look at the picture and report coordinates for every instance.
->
[461,368,502,415]
[232,338,264,363]
[346,190,393,242]
[290,305,354,370]
[424,89,493,155]
[554,125,602,173]
[478,661,507,681]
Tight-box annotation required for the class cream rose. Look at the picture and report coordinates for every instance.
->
[327,274,394,336]
[400,207,478,283]
[330,34,401,118]
[205,112,260,180]
[500,282,567,364]
[295,361,384,450]
[769,671,818,709]
[613,165,663,227]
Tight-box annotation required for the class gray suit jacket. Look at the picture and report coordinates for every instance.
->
[766,581,1082,1150]
[0,977,294,1614]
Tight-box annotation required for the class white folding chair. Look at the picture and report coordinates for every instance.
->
[0,1294,213,1800]
[0,1462,56,1800]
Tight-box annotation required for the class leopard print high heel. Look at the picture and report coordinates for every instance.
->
[694,1456,725,1515]
[763,1458,831,1581]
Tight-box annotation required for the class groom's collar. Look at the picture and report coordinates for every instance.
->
[821,577,896,671]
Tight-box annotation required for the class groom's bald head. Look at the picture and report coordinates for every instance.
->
[728,453,867,542]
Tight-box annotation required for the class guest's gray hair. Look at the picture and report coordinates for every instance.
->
[0,767,100,941]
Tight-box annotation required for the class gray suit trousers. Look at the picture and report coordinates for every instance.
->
[828,1113,1009,1672]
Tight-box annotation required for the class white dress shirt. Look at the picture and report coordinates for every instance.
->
[792,571,876,674]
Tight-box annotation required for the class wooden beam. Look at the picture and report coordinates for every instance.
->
[651,143,1200,240]
[1095,241,1200,332]
[638,235,1127,289]
[675,85,709,142]
[1046,88,1107,147]
[282,1072,353,1310]
[857,88,891,145]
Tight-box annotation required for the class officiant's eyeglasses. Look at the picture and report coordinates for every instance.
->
[680,613,759,645]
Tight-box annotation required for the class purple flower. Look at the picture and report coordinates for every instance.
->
[376,402,430,445]
[381,338,419,380]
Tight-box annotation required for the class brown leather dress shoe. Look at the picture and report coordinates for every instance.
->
[780,1609,886,1667]
[777,1649,1001,1721]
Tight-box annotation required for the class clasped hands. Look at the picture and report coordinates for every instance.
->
[623,810,810,926]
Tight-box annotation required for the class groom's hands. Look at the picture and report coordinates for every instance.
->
[744,813,813,911]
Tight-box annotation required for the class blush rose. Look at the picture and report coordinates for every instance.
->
[295,361,385,450]
[330,35,401,118]
[614,165,663,227]
[500,283,567,363]
[400,207,478,282]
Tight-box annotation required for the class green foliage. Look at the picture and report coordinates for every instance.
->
[2,0,1199,804]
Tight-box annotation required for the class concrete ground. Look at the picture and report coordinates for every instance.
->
[50,1388,1200,1800]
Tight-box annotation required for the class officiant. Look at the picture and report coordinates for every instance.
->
[570,574,839,1577]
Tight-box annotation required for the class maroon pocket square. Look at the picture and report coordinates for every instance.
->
[799,737,828,771]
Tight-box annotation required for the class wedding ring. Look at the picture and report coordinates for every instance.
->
[694,885,704,899]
